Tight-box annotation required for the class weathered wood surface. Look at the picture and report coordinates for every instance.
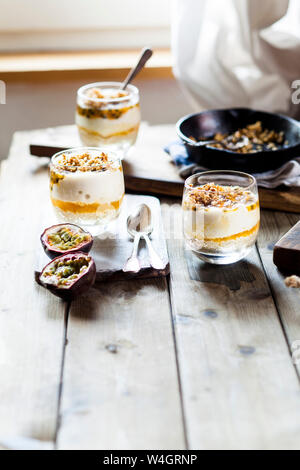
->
[2,127,300,450]
[57,278,185,450]
[162,201,300,450]
[0,133,67,450]
[29,123,300,213]
[257,211,300,360]
[0,129,184,450]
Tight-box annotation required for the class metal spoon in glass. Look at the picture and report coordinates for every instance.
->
[123,203,165,273]
[121,47,153,90]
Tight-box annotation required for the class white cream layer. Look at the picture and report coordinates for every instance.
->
[52,168,124,203]
[75,106,141,137]
[183,202,259,240]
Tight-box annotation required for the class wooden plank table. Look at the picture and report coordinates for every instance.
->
[1,125,300,450]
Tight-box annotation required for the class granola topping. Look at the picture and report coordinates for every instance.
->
[185,183,256,209]
[54,151,116,172]
[191,121,287,154]
[285,275,300,288]
[83,87,130,110]
[86,88,105,100]
[86,87,128,101]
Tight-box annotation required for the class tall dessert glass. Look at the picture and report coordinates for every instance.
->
[75,81,141,155]
[182,170,260,264]
[50,147,125,235]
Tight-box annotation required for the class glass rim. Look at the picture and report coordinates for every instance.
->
[50,146,120,172]
[184,170,257,190]
[77,81,139,103]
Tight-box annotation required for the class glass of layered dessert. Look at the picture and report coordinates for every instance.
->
[182,171,260,264]
[75,82,141,155]
[50,147,125,235]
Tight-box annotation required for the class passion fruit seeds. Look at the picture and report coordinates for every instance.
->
[48,226,88,250]
[39,252,96,300]
[43,256,89,286]
[41,223,93,259]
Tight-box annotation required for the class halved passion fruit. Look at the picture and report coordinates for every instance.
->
[41,223,93,259]
[38,252,96,300]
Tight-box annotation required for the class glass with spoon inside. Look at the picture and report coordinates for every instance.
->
[75,81,141,155]
[50,147,125,235]
[182,170,260,264]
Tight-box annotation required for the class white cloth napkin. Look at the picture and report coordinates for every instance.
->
[172,0,300,120]
[164,140,300,188]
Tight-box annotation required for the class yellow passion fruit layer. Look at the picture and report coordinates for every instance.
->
[50,170,64,190]
[50,196,123,214]
[76,103,139,120]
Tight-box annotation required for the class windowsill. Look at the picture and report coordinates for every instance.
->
[0,48,173,80]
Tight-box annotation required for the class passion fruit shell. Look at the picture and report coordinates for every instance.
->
[38,252,96,300]
[41,223,93,259]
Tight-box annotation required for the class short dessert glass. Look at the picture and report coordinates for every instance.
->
[75,81,141,155]
[182,170,260,264]
[50,147,125,235]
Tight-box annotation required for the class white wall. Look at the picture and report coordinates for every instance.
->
[0,0,171,51]
[0,77,193,159]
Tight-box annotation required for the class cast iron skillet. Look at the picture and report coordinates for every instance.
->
[176,108,300,173]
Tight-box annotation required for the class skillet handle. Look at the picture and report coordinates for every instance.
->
[180,135,214,147]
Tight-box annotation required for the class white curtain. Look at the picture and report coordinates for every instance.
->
[171,0,300,117]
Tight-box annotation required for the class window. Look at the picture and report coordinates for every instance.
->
[0,0,171,52]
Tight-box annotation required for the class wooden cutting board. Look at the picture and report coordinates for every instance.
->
[273,221,300,273]
[29,123,300,213]
[35,194,169,282]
